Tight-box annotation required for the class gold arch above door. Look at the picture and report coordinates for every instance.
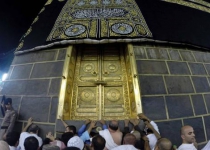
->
[58,44,142,120]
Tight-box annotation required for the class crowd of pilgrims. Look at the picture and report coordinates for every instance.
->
[0,97,203,150]
[0,113,202,150]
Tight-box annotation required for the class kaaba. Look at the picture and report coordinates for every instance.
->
[1,0,210,148]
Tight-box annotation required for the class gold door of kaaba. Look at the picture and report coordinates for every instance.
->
[59,44,142,120]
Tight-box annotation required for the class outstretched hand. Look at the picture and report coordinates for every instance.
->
[46,132,55,141]
[85,119,91,125]
[99,119,106,125]
[138,113,150,122]
[144,121,154,130]
[27,117,33,126]
[89,120,97,129]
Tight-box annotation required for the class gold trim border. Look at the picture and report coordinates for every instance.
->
[57,46,72,119]
[127,44,142,114]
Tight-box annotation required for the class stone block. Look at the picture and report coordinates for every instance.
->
[193,51,210,63]
[49,78,62,96]
[165,95,193,119]
[7,66,13,80]
[180,51,195,62]
[204,115,210,140]
[133,47,147,59]
[191,95,207,115]
[31,61,64,78]
[2,79,50,95]
[49,97,58,123]
[156,120,182,146]
[10,64,33,79]
[165,76,194,94]
[183,117,205,143]
[12,50,57,64]
[142,96,167,120]
[136,60,168,74]
[189,63,207,75]
[146,48,169,60]
[57,49,67,60]
[168,49,181,61]
[192,77,210,93]
[167,62,190,75]
[204,64,210,75]
[139,76,166,95]
[19,97,51,122]
[204,94,210,113]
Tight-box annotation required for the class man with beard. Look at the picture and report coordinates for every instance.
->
[178,125,197,150]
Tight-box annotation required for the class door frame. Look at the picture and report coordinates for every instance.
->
[57,44,142,120]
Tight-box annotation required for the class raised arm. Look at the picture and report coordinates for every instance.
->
[87,121,96,134]
[78,119,91,136]
[99,119,108,129]
[22,117,33,132]
[138,113,151,122]
[144,121,161,140]
[59,115,68,128]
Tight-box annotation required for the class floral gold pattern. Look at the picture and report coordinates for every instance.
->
[47,0,152,41]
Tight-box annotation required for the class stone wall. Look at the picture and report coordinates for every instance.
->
[0,48,67,138]
[134,44,210,149]
[1,43,210,149]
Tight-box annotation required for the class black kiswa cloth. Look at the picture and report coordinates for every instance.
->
[136,0,210,49]
[17,0,210,52]
[19,0,66,51]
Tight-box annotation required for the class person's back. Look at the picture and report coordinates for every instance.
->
[24,136,39,150]
[99,120,122,149]
[111,133,138,150]
[108,120,122,145]
[18,123,43,150]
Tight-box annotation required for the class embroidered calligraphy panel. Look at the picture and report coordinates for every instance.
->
[47,0,152,41]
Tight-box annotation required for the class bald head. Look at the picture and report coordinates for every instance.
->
[181,125,193,135]
[155,138,172,150]
[109,120,119,131]
[180,125,195,144]
[123,133,136,145]
[0,140,9,150]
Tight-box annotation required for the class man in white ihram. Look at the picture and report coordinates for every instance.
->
[178,125,197,150]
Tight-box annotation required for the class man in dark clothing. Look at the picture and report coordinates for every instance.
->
[0,98,17,140]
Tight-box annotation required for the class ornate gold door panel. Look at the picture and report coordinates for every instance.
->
[69,46,130,120]
[58,44,142,120]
